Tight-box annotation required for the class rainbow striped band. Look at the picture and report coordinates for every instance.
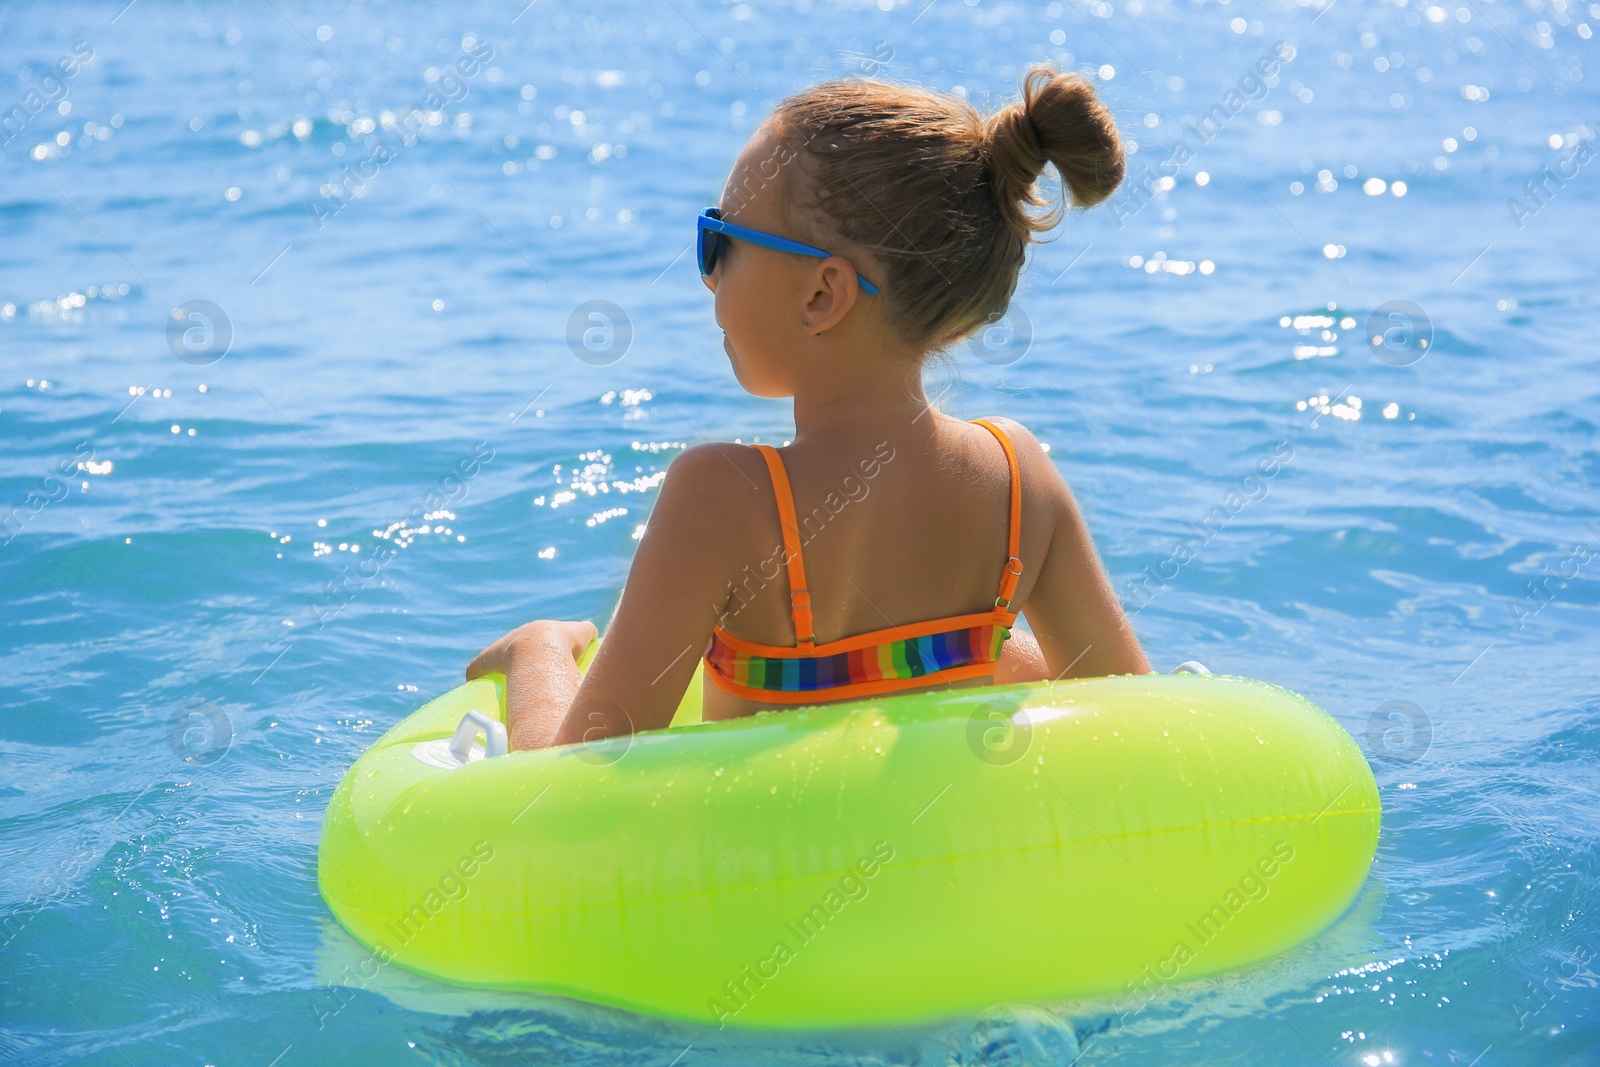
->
[705,622,1011,697]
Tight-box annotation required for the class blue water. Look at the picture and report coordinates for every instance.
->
[3,0,1597,1063]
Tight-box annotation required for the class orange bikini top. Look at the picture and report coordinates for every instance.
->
[702,418,1024,704]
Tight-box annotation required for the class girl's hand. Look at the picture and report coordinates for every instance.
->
[466,620,597,680]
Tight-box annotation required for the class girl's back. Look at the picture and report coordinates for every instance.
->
[699,415,1049,720]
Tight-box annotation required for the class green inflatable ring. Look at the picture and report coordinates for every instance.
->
[318,645,1379,1029]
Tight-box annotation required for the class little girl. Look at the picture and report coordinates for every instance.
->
[469,65,1150,751]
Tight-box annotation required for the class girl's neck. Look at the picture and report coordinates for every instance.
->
[789,353,936,448]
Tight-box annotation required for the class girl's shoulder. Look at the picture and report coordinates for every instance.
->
[619,441,776,596]
[648,440,774,539]
[964,415,1074,514]
[665,438,772,488]
[970,413,1034,448]
[967,414,1051,471]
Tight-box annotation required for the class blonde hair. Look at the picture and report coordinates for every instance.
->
[768,65,1123,352]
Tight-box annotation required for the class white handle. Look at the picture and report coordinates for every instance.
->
[449,710,508,762]
[1171,660,1212,676]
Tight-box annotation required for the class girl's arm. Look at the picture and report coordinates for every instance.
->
[468,442,753,751]
[1002,421,1151,680]
[466,619,598,751]
[994,627,1050,684]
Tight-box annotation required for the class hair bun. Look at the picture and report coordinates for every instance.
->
[985,65,1125,230]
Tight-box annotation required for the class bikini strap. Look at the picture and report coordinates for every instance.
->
[971,419,1024,610]
[752,444,815,647]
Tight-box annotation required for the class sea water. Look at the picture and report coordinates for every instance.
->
[2,1,1597,1063]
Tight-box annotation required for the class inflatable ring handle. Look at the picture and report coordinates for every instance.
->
[449,710,508,762]
[1171,660,1212,676]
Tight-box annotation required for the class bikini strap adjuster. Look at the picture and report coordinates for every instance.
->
[996,555,1024,609]
[789,588,815,647]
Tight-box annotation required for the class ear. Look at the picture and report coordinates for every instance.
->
[800,257,862,333]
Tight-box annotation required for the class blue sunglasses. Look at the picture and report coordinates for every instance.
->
[697,208,881,296]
